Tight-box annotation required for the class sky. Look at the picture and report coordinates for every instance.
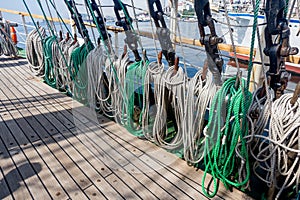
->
[0,0,169,22]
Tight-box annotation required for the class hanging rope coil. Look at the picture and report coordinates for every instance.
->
[202,77,252,198]
[86,44,117,117]
[69,41,94,102]
[114,52,131,125]
[0,25,18,57]
[247,93,300,199]
[142,61,165,140]
[183,69,217,164]
[124,59,149,136]
[25,27,46,76]
[152,66,186,150]
[52,37,77,91]
[44,35,57,88]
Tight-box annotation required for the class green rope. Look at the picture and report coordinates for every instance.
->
[202,77,252,198]
[246,0,260,90]
[36,0,69,71]
[124,59,149,136]
[44,35,57,88]
[48,0,74,40]
[69,40,94,102]
[284,0,290,17]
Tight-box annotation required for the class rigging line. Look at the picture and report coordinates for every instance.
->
[52,0,64,35]
[45,0,58,36]
[115,0,144,51]
[246,0,260,90]
[171,0,188,76]
[48,0,74,39]
[221,0,241,75]
[22,0,44,40]
[96,0,115,55]
[285,0,290,17]
[130,0,144,50]
[252,0,271,100]
[83,0,97,45]
[36,0,69,69]
[287,0,297,24]
[146,0,161,62]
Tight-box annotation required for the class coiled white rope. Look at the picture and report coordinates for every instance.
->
[86,45,117,117]
[183,69,217,164]
[86,45,104,110]
[0,29,17,57]
[246,93,300,199]
[52,37,70,89]
[114,52,131,125]
[248,87,273,136]
[25,27,46,76]
[142,61,164,140]
[152,66,186,150]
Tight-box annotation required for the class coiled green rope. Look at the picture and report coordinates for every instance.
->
[124,59,149,136]
[202,77,252,198]
[69,40,94,102]
[44,35,57,88]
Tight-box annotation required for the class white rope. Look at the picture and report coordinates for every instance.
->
[183,69,217,164]
[25,27,46,76]
[114,52,131,125]
[248,87,273,136]
[246,93,300,199]
[142,61,165,140]
[152,66,186,150]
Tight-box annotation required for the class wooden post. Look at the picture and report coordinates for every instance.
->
[21,14,28,36]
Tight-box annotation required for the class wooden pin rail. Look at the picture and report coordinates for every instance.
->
[0,7,300,64]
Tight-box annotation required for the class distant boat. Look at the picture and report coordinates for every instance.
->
[136,13,150,22]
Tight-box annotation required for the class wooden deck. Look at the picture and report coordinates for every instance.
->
[0,57,251,199]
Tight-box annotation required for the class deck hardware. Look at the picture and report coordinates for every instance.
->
[195,0,223,85]
[148,0,175,66]
[264,0,299,99]
[113,0,141,61]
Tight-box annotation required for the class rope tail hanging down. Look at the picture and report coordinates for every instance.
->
[113,0,149,136]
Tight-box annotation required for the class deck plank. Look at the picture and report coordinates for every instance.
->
[83,185,106,199]
[0,166,14,200]
[0,139,32,200]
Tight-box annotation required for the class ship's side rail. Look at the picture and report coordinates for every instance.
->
[1,7,299,64]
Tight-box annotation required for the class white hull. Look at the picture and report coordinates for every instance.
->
[215,13,300,55]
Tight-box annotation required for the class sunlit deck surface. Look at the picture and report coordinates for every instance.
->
[0,57,251,199]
